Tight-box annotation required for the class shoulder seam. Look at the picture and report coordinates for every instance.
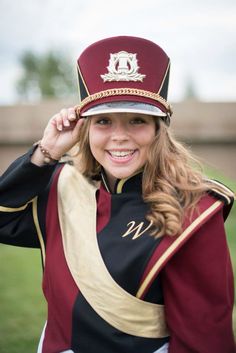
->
[206,179,235,205]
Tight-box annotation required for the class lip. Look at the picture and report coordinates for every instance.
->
[106,149,137,163]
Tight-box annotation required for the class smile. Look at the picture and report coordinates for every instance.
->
[108,150,136,159]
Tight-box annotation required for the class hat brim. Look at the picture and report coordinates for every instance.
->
[80,101,167,118]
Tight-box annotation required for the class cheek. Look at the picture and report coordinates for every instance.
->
[89,135,98,157]
[89,128,106,157]
[138,128,156,148]
[89,125,99,145]
[89,127,97,157]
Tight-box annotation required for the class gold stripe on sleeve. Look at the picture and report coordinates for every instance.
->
[32,197,46,266]
[0,202,32,212]
[136,200,222,299]
[0,198,46,265]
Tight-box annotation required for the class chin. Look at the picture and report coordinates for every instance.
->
[110,167,139,180]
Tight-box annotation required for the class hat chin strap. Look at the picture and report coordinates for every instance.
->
[75,88,172,117]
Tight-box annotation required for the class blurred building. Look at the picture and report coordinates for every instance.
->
[0,99,235,180]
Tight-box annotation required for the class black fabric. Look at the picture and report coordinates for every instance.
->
[78,68,89,101]
[72,293,168,353]
[70,172,168,352]
[0,148,57,247]
[98,191,163,301]
[159,65,170,100]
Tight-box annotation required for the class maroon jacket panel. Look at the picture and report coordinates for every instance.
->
[163,207,235,353]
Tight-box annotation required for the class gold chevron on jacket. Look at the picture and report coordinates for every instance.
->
[57,164,169,338]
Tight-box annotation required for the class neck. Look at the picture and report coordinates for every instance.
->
[100,169,143,194]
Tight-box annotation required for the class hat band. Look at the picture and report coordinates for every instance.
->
[76,88,172,116]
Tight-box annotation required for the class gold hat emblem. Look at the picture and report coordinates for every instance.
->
[101,51,146,82]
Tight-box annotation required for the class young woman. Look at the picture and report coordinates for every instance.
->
[0,36,235,353]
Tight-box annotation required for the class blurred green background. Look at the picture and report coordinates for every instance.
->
[0,168,235,353]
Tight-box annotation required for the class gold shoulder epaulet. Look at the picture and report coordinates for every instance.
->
[206,179,235,205]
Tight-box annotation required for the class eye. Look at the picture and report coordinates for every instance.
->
[130,117,147,125]
[94,117,111,125]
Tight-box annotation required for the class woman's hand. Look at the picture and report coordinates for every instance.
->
[31,107,85,166]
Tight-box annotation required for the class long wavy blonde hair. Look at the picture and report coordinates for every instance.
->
[73,117,231,238]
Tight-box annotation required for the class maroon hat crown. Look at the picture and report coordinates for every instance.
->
[76,36,172,117]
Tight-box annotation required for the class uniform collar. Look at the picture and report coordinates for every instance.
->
[100,169,143,194]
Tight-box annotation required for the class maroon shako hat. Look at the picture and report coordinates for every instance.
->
[76,36,172,122]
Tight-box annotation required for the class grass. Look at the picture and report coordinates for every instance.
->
[0,167,235,352]
[203,165,236,335]
[0,247,46,353]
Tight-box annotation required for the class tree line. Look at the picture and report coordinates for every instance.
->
[16,50,77,101]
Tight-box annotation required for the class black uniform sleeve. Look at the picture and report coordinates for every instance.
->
[0,147,57,248]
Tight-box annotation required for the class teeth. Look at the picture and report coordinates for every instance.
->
[109,150,134,157]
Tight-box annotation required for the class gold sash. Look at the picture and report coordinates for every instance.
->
[57,164,169,338]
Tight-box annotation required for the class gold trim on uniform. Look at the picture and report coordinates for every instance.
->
[207,179,235,204]
[75,88,172,116]
[0,200,33,212]
[100,172,110,193]
[136,200,223,299]
[157,61,170,95]
[77,63,90,100]
[116,169,143,194]
[210,188,231,204]
[116,176,130,194]
[57,164,169,338]
[32,197,46,266]
[0,197,46,265]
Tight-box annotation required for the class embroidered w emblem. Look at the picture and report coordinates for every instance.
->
[121,221,153,240]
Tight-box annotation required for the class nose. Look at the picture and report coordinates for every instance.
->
[111,121,129,142]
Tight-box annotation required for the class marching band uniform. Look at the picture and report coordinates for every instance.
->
[0,36,235,353]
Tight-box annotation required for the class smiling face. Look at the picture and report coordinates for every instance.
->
[89,112,156,190]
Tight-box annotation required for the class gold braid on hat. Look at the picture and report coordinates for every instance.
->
[75,88,173,116]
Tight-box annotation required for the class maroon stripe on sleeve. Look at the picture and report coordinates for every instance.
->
[42,165,79,352]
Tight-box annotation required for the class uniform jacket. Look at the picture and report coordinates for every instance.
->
[0,150,235,353]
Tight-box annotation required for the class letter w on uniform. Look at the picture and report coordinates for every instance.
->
[122,221,153,240]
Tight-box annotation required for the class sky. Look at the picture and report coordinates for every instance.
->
[1,0,236,105]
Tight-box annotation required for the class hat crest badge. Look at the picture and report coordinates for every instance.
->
[101,51,146,82]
